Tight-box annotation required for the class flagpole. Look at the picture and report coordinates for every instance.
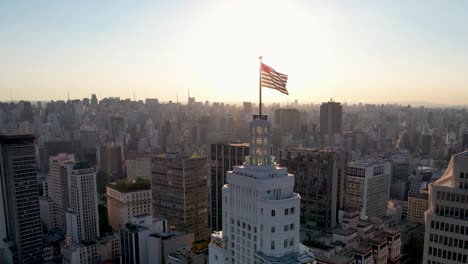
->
[259,56,263,116]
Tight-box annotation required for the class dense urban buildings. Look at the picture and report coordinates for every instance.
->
[209,142,249,231]
[0,135,44,264]
[209,115,314,263]
[280,148,346,231]
[422,151,468,263]
[320,100,342,146]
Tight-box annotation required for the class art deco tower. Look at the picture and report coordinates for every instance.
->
[209,115,314,264]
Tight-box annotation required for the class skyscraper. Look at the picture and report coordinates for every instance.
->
[422,151,468,263]
[345,159,391,218]
[208,115,314,264]
[0,135,43,264]
[66,161,100,243]
[47,153,75,231]
[280,148,346,231]
[152,153,209,242]
[210,143,249,231]
[320,100,342,145]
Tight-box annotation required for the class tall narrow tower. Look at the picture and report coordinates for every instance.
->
[0,135,43,264]
[209,115,314,264]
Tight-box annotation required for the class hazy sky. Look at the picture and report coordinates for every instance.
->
[1,0,468,104]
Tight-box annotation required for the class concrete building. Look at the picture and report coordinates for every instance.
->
[208,115,314,264]
[99,144,123,178]
[345,159,391,218]
[106,178,152,230]
[274,108,301,134]
[119,215,195,264]
[152,153,209,242]
[320,100,342,145]
[407,193,429,224]
[62,234,120,264]
[422,151,468,263]
[126,154,152,179]
[209,143,249,231]
[47,153,75,231]
[280,148,346,231]
[66,161,100,243]
[0,135,44,264]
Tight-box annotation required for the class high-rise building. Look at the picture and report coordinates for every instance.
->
[66,161,100,243]
[47,153,75,231]
[345,159,391,218]
[421,134,432,157]
[407,193,428,224]
[422,151,468,263]
[462,132,468,149]
[210,143,249,231]
[125,153,152,179]
[106,178,152,230]
[274,108,301,134]
[320,100,342,145]
[0,135,43,264]
[99,144,123,178]
[390,154,410,200]
[280,148,346,231]
[208,115,314,264]
[152,153,209,242]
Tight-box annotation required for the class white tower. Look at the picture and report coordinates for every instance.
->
[209,115,314,264]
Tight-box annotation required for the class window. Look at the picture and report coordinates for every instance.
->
[271,226,275,233]
[284,239,288,248]
[271,210,276,217]
[291,207,295,214]
[271,240,275,250]
[290,224,295,230]
[285,208,289,215]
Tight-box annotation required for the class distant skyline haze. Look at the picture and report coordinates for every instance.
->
[1,0,468,104]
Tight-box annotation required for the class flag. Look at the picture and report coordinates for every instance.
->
[260,62,288,95]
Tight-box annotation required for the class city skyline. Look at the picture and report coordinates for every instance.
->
[2,0,468,104]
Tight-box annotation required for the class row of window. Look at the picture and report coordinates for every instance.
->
[270,224,295,233]
[436,190,468,203]
[427,246,467,263]
[429,233,468,249]
[266,207,295,217]
[430,220,468,235]
[434,204,468,220]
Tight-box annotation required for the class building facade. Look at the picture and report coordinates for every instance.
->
[106,179,152,230]
[210,143,249,231]
[0,135,44,264]
[280,148,346,230]
[66,161,100,243]
[422,151,468,263]
[153,154,209,241]
[407,193,429,224]
[345,160,391,218]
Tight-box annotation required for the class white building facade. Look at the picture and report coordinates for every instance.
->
[423,151,468,263]
[209,115,314,264]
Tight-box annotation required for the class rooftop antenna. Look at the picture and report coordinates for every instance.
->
[10,87,13,103]
[177,91,179,104]
[133,88,136,101]
[67,89,70,101]
[188,88,190,103]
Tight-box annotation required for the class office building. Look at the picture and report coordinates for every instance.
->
[208,115,314,264]
[421,134,432,157]
[106,178,152,230]
[320,100,342,145]
[0,135,44,264]
[274,108,301,134]
[66,161,100,243]
[407,193,428,224]
[125,152,152,179]
[280,148,346,230]
[47,153,75,231]
[99,143,123,178]
[62,234,120,264]
[210,143,249,231]
[345,159,391,218]
[422,151,468,263]
[152,153,209,242]
[120,215,194,264]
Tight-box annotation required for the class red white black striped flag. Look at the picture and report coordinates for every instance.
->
[260,63,288,95]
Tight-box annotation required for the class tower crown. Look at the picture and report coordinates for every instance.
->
[246,115,274,166]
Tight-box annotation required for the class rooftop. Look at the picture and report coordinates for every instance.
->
[109,177,151,192]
